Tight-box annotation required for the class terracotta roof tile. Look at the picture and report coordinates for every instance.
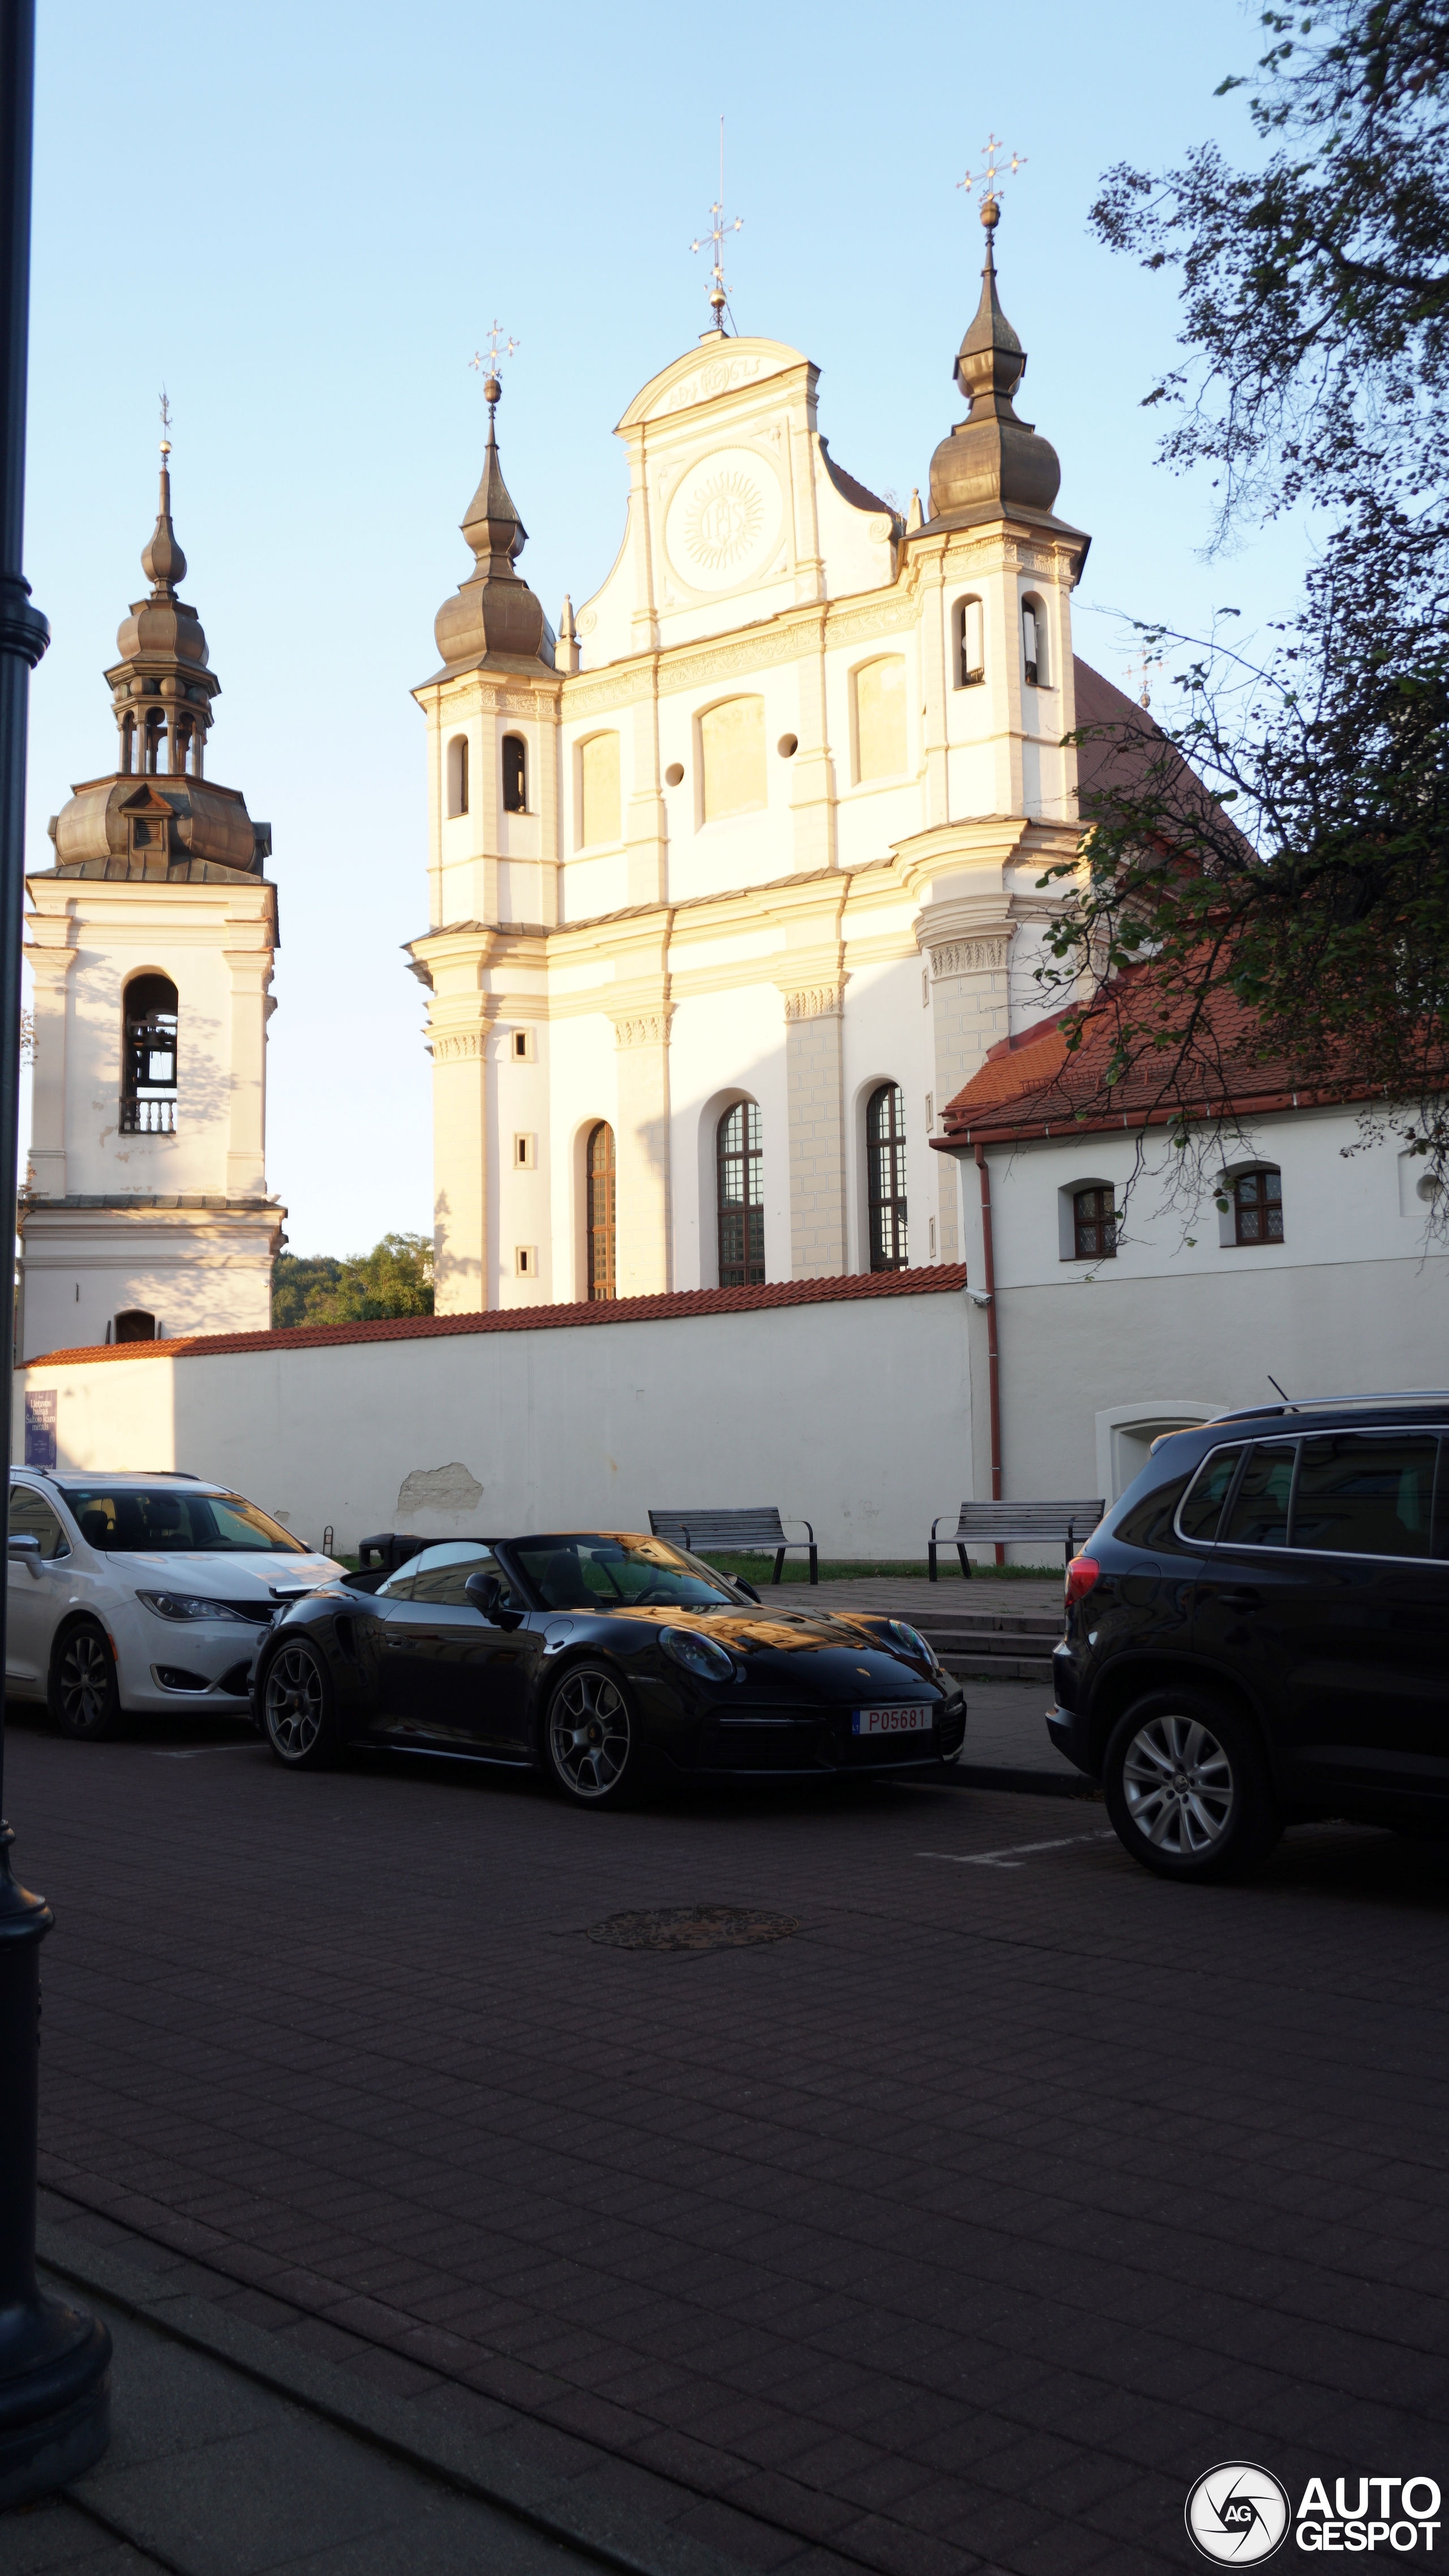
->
[23,1263,968,1371]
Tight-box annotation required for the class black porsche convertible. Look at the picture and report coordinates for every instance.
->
[251,1531,967,1805]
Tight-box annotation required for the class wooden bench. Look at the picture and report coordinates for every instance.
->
[649,1507,818,1586]
[929,1500,1105,1580]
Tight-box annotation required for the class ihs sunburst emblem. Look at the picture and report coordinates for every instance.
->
[684,470,763,575]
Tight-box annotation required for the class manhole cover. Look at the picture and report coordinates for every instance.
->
[586,1905,800,1953]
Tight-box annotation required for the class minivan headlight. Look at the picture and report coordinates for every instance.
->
[136,1591,252,1623]
[659,1626,736,1683]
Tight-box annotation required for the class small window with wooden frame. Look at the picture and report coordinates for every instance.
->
[1229,1166,1284,1245]
[1071,1184,1116,1261]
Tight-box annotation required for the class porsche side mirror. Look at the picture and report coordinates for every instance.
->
[465,1571,504,1618]
[737,1580,761,1603]
[7,1534,41,1578]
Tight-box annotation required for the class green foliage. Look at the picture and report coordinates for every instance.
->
[1036,2,1449,1199]
[272,1234,434,1329]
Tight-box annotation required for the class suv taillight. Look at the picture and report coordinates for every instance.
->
[1065,1555,1100,1611]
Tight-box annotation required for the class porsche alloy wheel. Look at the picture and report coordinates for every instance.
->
[53,1621,121,1741]
[545,1665,635,1805]
[263,1642,334,1768]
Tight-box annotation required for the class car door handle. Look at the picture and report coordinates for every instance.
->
[1215,1589,1260,1610]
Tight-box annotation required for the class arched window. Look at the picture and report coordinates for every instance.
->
[700,697,765,821]
[119,712,135,774]
[142,709,165,775]
[717,1102,765,1287]
[579,731,620,846]
[958,597,984,687]
[121,974,178,1135]
[1231,1167,1284,1245]
[854,657,907,782]
[113,1311,156,1343]
[1073,1185,1116,1260]
[446,734,469,818]
[503,734,527,814]
[1022,596,1046,688]
[586,1122,616,1302]
[866,1084,908,1271]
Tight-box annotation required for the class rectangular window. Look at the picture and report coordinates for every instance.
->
[1292,1435,1435,1560]
[1073,1186,1116,1260]
[1233,1168,1284,1244]
[961,598,984,686]
[513,1133,535,1169]
[1219,1443,1296,1548]
[579,733,621,847]
[700,697,766,821]
[855,657,907,782]
[515,1246,537,1276]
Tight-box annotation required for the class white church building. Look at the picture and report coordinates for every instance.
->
[412,199,1091,1311]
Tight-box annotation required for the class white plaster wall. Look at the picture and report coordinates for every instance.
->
[16,1283,975,1563]
[668,986,789,1290]
[951,1113,1449,1508]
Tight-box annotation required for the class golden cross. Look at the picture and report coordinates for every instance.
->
[691,115,743,330]
[957,133,1027,213]
[470,322,518,382]
[158,386,172,459]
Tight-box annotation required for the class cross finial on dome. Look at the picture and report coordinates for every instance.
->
[957,132,1027,237]
[470,323,519,418]
[142,391,186,594]
[691,116,743,337]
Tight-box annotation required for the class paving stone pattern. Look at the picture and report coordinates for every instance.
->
[9,1711,1449,2576]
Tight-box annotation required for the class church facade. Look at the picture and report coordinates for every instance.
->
[411,206,1098,1312]
[19,452,282,1361]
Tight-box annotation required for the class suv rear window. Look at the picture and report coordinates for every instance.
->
[1293,1435,1436,1560]
[1177,1447,1245,1543]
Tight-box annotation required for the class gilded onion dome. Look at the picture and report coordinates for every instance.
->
[432,376,554,674]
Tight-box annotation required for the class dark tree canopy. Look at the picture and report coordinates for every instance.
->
[272,1233,434,1330]
[1037,2,1449,1201]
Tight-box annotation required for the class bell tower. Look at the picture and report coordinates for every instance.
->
[18,443,284,1358]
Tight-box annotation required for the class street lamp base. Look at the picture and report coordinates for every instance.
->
[0,2292,112,2507]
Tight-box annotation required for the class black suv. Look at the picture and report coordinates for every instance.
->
[1049,1396,1449,1880]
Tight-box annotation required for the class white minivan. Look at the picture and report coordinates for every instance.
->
[7,1471,342,1738]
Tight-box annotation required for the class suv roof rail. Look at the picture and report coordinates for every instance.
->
[1214,1390,1449,1423]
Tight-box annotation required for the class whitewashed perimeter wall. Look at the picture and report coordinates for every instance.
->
[14,1285,974,1562]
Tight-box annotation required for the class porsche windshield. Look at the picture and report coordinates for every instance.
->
[60,1488,305,1554]
[513,1536,739,1610]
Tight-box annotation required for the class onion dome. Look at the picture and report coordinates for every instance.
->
[928,199,1062,524]
[432,378,553,672]
[45,448,270,882]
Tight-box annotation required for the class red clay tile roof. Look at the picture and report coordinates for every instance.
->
[933,972,1373,1149]
[23,1263,968,1371]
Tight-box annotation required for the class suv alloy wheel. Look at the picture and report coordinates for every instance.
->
[1103,1686,1281,1881]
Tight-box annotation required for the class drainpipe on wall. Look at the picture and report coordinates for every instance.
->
[974,1144,1004,1566]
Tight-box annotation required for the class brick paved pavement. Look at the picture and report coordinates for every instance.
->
[7,1705,1449,2576]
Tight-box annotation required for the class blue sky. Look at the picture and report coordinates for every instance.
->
[23,0,1300,1255]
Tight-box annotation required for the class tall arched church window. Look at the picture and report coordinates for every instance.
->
[446,734,469,818]
[700,697,765,821]
[586,1122,616,1302]
[959,597,984,687]
[121,974,178,1135]
[1022,597,1046,687]
[580,731,620,846]
[1232,1167,1284,1244]
[855,657,907,781]
[717,1102,765,1287]
[866,1084,908,1270]
[503,734,527,814]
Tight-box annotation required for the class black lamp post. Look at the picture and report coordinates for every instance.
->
[0,0,111,2505]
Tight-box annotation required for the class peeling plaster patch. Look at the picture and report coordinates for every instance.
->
[395,1461,485,1523]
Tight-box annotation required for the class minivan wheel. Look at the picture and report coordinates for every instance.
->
[1103,1688,1280,1882]
[51,1619,122,1741]
[262,1641,338,1769]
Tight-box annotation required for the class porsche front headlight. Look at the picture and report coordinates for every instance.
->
[884,1619,942,1670]
[659,1626,736,1683]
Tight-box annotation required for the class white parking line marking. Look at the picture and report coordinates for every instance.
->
[918,1829,1116,1869]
